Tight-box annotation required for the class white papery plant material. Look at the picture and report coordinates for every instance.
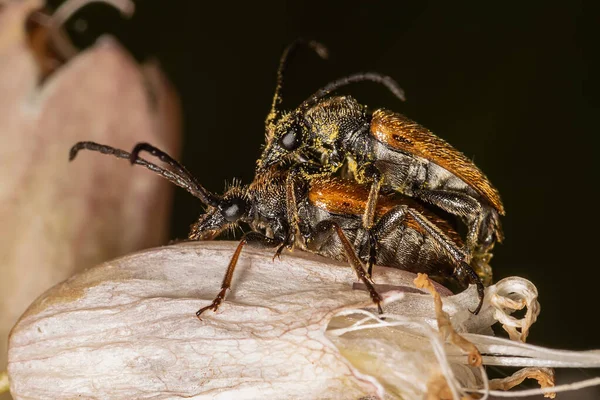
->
[8,242,600,399]
[0,0,180,373]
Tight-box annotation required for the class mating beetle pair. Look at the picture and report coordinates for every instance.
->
[258,41,503,287]
[254,40,503,312]
[70,142,484,315]
[70,40,503,316]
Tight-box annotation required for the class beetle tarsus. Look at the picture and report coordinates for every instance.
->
[196,289,226,320]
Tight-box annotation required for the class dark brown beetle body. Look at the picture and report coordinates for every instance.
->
[299,176,478,292]
[69,141,485,316]
[258,71,503,284]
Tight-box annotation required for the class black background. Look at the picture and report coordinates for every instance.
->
[50,0,599,396]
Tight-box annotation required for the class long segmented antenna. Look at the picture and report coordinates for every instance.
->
[69,141,220,206]
[130,143,196,185]
[265,39,329,135]
[299,72,406,113]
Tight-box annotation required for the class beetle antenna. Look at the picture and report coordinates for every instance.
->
[299,72,406,113]
[69,141,220,207]
[265,39,328,134]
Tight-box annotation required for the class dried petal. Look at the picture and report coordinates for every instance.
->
[8,242,600,399]
[8,242,397,399]
[0,0,180,371]
[488,276,539,342]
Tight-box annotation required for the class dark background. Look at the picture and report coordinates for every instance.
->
[50,0,598,396]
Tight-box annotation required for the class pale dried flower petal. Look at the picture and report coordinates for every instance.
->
[9,242,397,399]
[488,276,539,342]
[7,242,600,399]
[0,0,180,372]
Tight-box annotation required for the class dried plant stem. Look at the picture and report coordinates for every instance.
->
[489,367,556,398]
[469,377,600,398]
[414,273,482,367]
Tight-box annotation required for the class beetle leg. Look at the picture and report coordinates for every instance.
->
[371,205,485,314]
[364,178,382,228]
[307,220,383,314]
[273,232,294,261]
[284,163,318,249]
[196,232,282,319]
[366,230,378,277]
[284,162,338,250]
[414,188,503,285]
[355,162,384,274]
[404,208,484,313]
[412,189,484,256]
[284,170,303,250]
[356,163,383,229]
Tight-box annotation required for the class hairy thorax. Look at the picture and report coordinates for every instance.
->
[305,96,368,152]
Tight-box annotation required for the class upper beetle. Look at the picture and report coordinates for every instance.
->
[257,41,504,276]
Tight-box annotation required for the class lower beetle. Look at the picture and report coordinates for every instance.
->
[69,141,485,315]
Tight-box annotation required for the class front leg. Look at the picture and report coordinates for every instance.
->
[355,162,384,275]
[356,162,383,230]
[284,162,337,251]
[284,170,301,251]
[196,232,282,319]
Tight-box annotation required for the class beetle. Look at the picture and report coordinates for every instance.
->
[256,44,504,280]
[69,141,486,316]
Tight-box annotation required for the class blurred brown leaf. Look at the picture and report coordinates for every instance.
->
[0,0,181,378]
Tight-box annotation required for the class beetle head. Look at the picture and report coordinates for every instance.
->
[258,112,310,170]
[189,185,251,240]
[260,40,404,172]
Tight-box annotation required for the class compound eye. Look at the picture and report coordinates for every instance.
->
[279,126,302,151]
[220,197,247,222]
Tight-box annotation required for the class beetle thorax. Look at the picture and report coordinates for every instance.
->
[304,96,368,153]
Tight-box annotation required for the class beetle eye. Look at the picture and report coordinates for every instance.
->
[219,197,247,222]
[279,126,302,151]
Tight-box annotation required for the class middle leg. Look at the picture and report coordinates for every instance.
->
[308,220,384,314]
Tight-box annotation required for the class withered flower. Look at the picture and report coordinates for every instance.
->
[0,0,180,373]
[7,242,600,399]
